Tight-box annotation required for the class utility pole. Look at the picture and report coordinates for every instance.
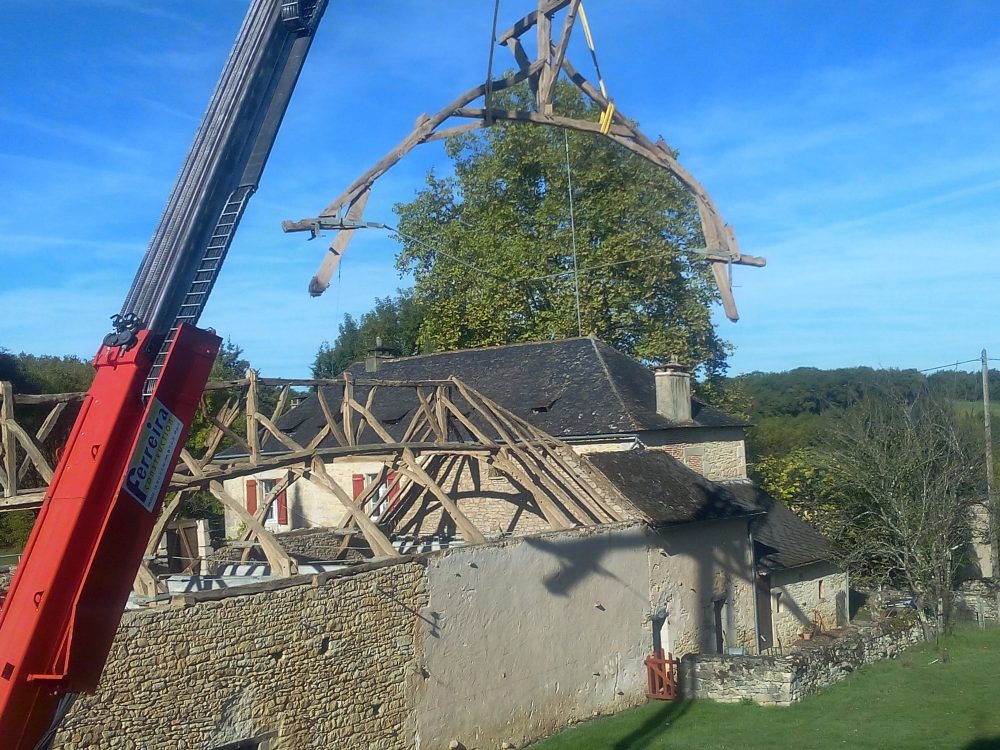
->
[983,349,997,576]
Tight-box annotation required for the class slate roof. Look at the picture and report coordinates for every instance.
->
[723,482,836,570]
[259,337,743,452]
[586,448,761,526]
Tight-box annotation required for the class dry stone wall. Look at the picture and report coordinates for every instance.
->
[54,559,428,750]
[680,617,926,706]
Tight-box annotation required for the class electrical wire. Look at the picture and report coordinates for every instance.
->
[564,130,583,336]
[917,358,980,373]
[483,0,502,123]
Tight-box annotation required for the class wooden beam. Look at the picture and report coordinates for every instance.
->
[316,387,349,447]
[308,187,370,296]
[245,369,261,465]
[18,401,66,482]
[271,385,290,423]
[255,411,304,452]
[397,448,486,544]
[542,0,582,109]
[342,375,354,447]
[134,492,185,597]
[452,107,631,137]
[536,0,554,113]
[423,121,486,143]
[283,61,544,235]
[11,392,85,405]
[298,458,398,558]
[1,382,16,498]
[439,396,573,530]
[209,481,296,578]
[174,441,501,488]
[346,397,395,444]
[198,396,239,469]
[354,384,379,443]
[5,419,53,484]
[496,0,572,44]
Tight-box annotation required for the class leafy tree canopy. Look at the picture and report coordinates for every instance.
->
[0,349,94,394]
[393,81,730,378]
[313,289,424,378]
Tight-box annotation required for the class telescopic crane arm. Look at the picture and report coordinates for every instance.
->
[0,2,327,747]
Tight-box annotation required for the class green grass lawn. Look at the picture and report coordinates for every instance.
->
[530,627,1000,750]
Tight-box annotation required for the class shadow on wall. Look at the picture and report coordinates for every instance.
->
[523,532,641,597]
[610,699,693,750]
[522,521,819,654]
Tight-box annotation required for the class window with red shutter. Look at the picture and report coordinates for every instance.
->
[277,488,288,526]
[245,479,258,515]
[352,473,365,499]
[387,470,400,500]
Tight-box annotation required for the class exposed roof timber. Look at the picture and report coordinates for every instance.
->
[2,373,629,599]
[497,0,572,45]
[284,1,763,321]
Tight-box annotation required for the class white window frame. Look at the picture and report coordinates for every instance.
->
[259,478,278,526]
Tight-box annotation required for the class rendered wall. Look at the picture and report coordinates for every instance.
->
[56,522,761,748]
[769,564,849,648]
[414,525,652,749]
[648,518,758,656]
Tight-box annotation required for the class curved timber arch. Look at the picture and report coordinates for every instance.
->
[283,0,765,320]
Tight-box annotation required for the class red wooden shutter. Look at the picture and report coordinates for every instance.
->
[352,473,365,499]
[245,479,258,515]
[277,488,288,525]
[387,470,400,500]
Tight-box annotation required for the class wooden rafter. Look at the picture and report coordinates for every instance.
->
[1,371,635,596]
[282,1,765,320]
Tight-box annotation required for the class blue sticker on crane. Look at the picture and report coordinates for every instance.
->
[123,398,184,512]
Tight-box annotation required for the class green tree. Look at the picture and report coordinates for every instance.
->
[393,82,730,378]
[0,349,95,551]
[313,289,425,378]
[821,393,981,620]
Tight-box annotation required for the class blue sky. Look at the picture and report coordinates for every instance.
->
[1,0,998,378]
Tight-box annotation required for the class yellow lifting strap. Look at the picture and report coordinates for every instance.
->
[578,3,614,134]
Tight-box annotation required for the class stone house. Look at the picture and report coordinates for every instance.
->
[221,336,747,538]
[728,481,849,649]
[219,336,846,654]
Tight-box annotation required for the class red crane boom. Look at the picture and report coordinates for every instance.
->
[0,2,328,746]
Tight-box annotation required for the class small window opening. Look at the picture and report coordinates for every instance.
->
[818,579,825,601]
[531,405,550,414]
[774,592,782,613]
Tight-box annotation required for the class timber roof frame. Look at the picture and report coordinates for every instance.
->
[282,0,765,321]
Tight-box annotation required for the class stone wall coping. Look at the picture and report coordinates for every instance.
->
[148,522,646,612]
[166,554,427,607]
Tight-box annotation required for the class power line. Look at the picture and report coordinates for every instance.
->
[917,358,980,373]
[564,130,583,336]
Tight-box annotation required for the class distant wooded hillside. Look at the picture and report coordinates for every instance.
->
[731,366,998,420]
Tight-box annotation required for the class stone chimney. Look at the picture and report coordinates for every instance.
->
[653,361,692,423]
[364,336,392,373]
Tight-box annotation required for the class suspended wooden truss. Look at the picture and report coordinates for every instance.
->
[282,0,765,320]
[1,371,630,597]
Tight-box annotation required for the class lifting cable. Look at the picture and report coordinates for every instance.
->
[577,2,615,133]
[483,0,502,125]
